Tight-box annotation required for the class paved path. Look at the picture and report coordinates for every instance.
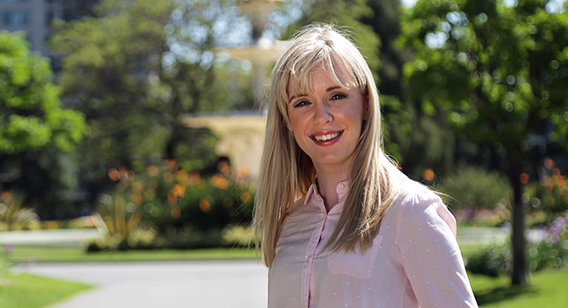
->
[0,229,104,246]
[17,260,268,308]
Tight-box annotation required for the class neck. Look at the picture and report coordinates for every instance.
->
[314,166,350,212]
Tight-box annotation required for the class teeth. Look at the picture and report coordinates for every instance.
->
[314,132,340,141]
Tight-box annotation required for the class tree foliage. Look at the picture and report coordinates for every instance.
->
[50,0,248,209]
[401,0,568,285]
[0,31,87,218]
[0,31,86,153]
[283,0,381,73]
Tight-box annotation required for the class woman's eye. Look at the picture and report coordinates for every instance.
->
[331,93,347,100]
[293,100,310,108]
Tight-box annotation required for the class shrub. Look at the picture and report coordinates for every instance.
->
[88,192,155,252]
[435,166,512,209]
[466,241,512,277]
[0,191,39,231]
[466,213,568,276]
[529,215,568,271]
[526,159,568,217]
[86,229,156,252]
[89,161,255,251]
[154,228,226,249]
[222,225,254,247]
[158,176,255,232]
[106,161,254,234]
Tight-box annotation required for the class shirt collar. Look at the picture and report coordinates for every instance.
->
[304,179,350,206]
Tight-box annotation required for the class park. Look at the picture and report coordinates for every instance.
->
[1,0,567,307]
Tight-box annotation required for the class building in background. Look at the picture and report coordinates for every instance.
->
[0,0,98,58]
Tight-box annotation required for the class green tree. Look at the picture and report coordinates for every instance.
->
[401,0,568,285]
[283,0,381,73]
[0,31,87,218]
[50,0,244,207]
[364,0,455,177]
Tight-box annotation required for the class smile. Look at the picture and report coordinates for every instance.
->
[311,131,343,142]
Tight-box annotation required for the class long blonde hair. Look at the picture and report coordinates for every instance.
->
[254,23,405,267]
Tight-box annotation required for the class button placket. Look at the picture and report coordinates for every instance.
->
[302,206,327,307]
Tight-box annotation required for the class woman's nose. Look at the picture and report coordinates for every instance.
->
[313,101,333,124]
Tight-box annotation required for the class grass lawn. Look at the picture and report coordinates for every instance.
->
[0,273,93,308]
[469,267,568,307]
[9,245,258,263]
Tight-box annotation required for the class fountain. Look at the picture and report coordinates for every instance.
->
[182,0,287,179]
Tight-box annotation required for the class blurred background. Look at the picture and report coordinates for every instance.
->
[0,0,567,307]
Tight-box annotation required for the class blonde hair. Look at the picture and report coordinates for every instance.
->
[254,23,405,267]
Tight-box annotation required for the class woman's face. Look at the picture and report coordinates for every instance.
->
[287,67,366,175]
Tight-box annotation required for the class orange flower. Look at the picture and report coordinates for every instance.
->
[422,168,435,181]
[108,168,120,181]
[240,192,252,203]
[147,165,159,177]
[211,175,228,190]
[176,170,189,182]
[218,161,232,177]
[132,181,144,193]
[131,193,143,205]
[171,184,186,198]
[236,167,250,180]
[199,199,211,212]
[0,191,12,203]
[519,172,529,184]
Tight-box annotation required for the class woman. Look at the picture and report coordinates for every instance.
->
[254,24,477,307]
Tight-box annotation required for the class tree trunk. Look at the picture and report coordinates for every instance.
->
[509,162,528,285]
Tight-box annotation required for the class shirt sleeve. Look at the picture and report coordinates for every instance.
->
[395,191,478,308]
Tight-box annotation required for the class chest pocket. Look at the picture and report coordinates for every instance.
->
[326,234,383,279]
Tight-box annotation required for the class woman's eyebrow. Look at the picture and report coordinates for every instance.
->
[288,94,307,104]
[287,86,344,104]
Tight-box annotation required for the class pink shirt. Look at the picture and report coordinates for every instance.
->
[268,180,478,307]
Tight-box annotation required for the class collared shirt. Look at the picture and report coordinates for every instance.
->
[268,180,478,308]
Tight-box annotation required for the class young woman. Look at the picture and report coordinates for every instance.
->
[254,24,478,307]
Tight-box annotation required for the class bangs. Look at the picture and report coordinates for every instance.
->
[282,51,366,109]
[288,58,357,97]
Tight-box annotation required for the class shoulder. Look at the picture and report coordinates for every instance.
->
[390,179,457,237]
[396,180,439,205]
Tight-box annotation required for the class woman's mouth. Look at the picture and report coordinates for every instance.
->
[311,130,343,144]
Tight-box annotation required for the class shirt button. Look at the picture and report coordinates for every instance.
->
[307,256,313,262]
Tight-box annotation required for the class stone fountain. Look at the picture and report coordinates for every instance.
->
[182,0,286,179]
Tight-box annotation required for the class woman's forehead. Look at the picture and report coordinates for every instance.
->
[286,64,356,99]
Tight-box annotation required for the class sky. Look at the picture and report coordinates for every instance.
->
[401,0,418,7]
